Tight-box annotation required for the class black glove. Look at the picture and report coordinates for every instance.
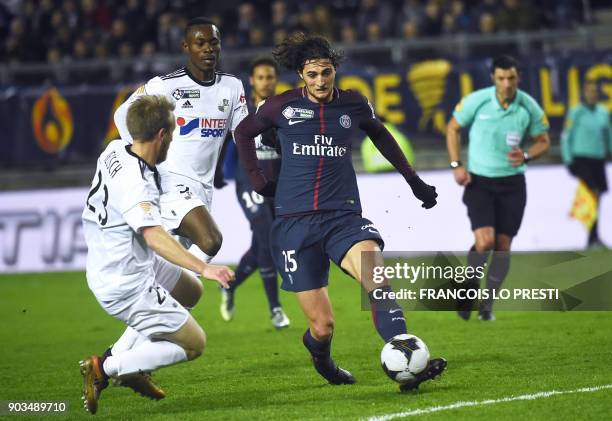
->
[257,180,277,197]
[408,176,438,209]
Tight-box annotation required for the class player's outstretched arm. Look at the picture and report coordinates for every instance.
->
[235,114,276,196]
[142,225,234,288]
[362,119,438,209]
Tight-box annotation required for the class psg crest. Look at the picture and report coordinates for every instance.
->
[339,114,351,129]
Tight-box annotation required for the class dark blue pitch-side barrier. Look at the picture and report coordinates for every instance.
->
[1,50,610,167]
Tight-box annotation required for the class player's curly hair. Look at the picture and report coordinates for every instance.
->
[272,33,344,72]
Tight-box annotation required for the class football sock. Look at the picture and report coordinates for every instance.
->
[104,339,187,377]
[228,250,258,292]
[303,329,336,374]
[467,245,490,275]
[481,252,511,312]
[458,245,490,311]
[111,327,148,356]
[368,285,407,342]
[261,266,281,310]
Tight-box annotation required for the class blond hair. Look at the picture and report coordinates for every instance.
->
[126,95,175,142]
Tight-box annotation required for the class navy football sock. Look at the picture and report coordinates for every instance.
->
[368,286,407,342]
[303,329,335,373]
[260,266,281,310]
[228,251,258,293]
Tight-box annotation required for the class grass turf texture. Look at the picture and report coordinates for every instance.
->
[1,251,611,420]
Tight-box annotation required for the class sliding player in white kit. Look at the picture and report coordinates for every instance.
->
[80,95,234,414]
[114,17,248,260]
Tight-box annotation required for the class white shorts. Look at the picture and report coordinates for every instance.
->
[122,283,189,338]
[158,166,212,232]
[152,255,182,293]
[91,257,186,338]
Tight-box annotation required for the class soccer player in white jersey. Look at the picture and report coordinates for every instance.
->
[114,17,248,260]
[80,95,234,414]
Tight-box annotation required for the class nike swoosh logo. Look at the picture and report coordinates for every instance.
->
[389,308,402,314]
[368,229,379,234]
[288,119,306,125]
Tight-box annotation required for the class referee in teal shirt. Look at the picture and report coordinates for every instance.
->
[561,80,611,248]
[446,56,551,321]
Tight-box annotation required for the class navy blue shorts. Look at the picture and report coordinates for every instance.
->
[270,210,384,292]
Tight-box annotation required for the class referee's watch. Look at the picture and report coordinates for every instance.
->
[523,152,531,163]
[450,160,462,169]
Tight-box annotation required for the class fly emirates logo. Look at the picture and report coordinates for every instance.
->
[292,135,347,157]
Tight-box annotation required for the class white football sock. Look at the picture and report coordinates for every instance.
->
[105,339,187,377]
[111,326,148,355]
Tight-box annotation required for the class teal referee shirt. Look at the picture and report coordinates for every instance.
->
[561,103,611,165]
[453,86,549,178]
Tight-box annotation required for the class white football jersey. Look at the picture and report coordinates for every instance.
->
[82,139,162,300]
[114,67,248,198]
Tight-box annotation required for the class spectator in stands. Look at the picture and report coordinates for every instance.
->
[340,22,358,45]
[496,0,540,32]
[119,0,144,45]
[420,0,443,36]
[0,2,11,42]
[449,0,471,32]
[401,20,419,40]
[479,12,497,34]
[62,0,81,33]
[53,27,74,56]
[157,12,182,53]
[141,0,162,44]
[397,0,424,28]
[94,43,109,60]
[273,28,289,47]
[249,26,267,48]
[442,12,459,35]
[108,18,129,56]
[5,16,41,62]
[356,0,392,40]
[72,39,90,61]
[236,2,259,47]
[80,0,112,31]
[366,21,383,42]
[271,0,291,33]
[47,47,63,65]
[312,4,335,41]
[36,0,57,41]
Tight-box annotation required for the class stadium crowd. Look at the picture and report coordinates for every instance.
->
[1,0,584,65]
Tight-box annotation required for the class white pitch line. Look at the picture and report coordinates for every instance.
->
[366,384,612,421]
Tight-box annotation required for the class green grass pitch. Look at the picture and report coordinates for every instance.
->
[1,252,611,420]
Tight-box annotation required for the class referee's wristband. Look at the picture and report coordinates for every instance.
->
[449,160,462,169]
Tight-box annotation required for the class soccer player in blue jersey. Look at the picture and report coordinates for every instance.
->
[220,57,290,329]
[235,33,446,390]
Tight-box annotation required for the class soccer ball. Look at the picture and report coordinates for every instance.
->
[381,334,430,383]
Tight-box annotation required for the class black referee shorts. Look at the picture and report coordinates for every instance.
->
[462,173,526,237]
[569,157,608,193]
